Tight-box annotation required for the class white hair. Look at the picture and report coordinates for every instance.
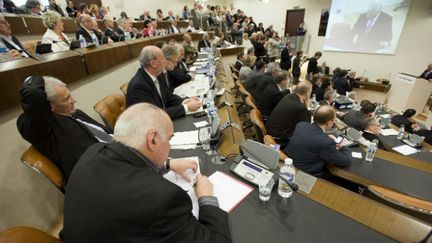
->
[139,46,160,68]
[43,76,66,102]
[113,103,169,149]
[267,62,280,74]
[42,11,61,29]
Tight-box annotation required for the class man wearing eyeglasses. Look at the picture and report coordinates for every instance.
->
[17,76,113,180]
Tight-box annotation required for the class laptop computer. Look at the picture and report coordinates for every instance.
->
[402,134,425,148]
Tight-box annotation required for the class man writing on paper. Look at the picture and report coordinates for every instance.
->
[126,45,201,119]
[64,103,231,243]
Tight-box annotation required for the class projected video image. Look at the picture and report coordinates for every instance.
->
[323,0,411,55]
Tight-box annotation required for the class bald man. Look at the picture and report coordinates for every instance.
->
[64,103,231,242]
[285,105,351,175]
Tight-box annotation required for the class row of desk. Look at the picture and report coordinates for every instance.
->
[169,60,431,242]
[0,32,216,112]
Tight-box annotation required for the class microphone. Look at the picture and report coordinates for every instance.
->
[277,173,299,191]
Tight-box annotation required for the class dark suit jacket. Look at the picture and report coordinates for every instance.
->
[253,73,274,103]
[251,39,266,58]
[343,110,368,131]
[420,70,432,80]
[391,115,414,133]
[64,141,231,243]
[0,35,30,56]
[104,28,121,42]
[16,76,111,180]
[258,82,290,117]
[352,11,392,51]
[285,122,351,174]
[126,68,186,119]
[362,131,385,150]
[292,57,301,77]
[234,60,242,72]
[266,93,311,140]
[314,86,326,101]
[333,76,352,96]
[307,57,319,75]
[245,70,262,95]
[198,39,211,51]
[75,26,94,43]
[280,47,291,71]
[168,64,192,92]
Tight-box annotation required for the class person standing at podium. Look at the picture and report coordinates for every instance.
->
[419,64,432,81]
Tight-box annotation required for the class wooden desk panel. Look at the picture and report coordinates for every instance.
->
[126,38,153,58]
[5,15,28,35]
[23,16,46,35]
[75,42,132,75]
[303,178,432,242]
[354,80,390,93]
[219,46,244,57]
[132,21,145,30]
[62,18,77,33]
[37,51,87,84]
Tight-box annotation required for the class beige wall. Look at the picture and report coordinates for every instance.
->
[233,0,432,82]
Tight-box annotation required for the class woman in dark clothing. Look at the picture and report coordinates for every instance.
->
[292,50,303,85]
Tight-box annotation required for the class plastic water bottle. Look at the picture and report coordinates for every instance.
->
[79,34,86,48]
[91,34,99,46]
[311,93,317,109]
[125,32,131,40]
[365,139,379,162]
[397,124,405,139]
[0,41,9,54]
[278,158,295,198]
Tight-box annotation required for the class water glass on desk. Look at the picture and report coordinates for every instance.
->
[259,178,275,202]
[198,126,212,153]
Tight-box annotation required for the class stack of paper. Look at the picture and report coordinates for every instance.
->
[173,78,210,98]
[380,129,399,136]
[393,145,418,155]
[170,130,199,147]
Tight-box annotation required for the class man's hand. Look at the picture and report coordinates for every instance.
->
[9,49,21,58]
[194,174,213,198]
[169,159,198,182]
[185,98,202,111]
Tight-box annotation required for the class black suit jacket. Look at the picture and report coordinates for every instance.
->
[314,86,326,101]
[234,60,242,72]
[168,63,192,92]
[362,131,385,150]
[343,110,369,131]
[333,76,353,96]
[285,122,351,174]
[280,47,292,71]
[307,57,319,75]
[266,93,311,140]
[245,70,262,95]
[64,141,231,243]
[258,82,290,117]
[104,28,120,42]
[292,57,301,77]
[126,68,186,119]
[420,70,432,80]
[391,115,414,133]
[352,11,392,51]
[253,72,274,103]
[75,26,94,43]
[16,76,111,180]
[198,39,211,51]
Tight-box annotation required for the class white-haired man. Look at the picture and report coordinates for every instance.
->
[17,76,112,180]
[167,43,193,91]
[75,13,97,43]
[64,103,231,243]
[126,45,201,119]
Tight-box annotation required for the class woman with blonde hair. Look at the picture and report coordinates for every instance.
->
[41,11,70,52]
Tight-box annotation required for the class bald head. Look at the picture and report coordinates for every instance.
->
[114,103,173,166]
[314,105,336,128]
[294,81,312,96]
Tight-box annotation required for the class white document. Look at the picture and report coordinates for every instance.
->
[170,130,199,146]
[379,114,392,119]
[393,145,418,155]
[173,78,210,98]
[194,121,209,128]
[216,88,225,96]
[380,128,399,136]
[171,144,197,150]
[352,152,363,159]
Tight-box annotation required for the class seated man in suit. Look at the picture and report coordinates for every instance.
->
[314,77,332,102]
[253,62,281,104]
[103,16,121,42]
[258,71,290,117]
[167,43,193,92]
[183,33,198,65]
[168,19,180,34]
[75,14,98,43]
[234,52,244,71]
[17,76,112,180]
[114,18,129,39]
[318,90,334,106]
[419,64,432,80]
[126,45,201,119]
[333,69,353,96]
[266,81,312,142]
[343,101,376,131]
[64,103,231,243]
[245,60,265,95]
[0,14,30,58]
[198,32,212,51]
[285,105,351,175]
[362,117,385,150]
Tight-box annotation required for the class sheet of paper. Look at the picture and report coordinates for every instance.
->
[379,114,392,119]
[170,130,199,146]
[194,121,209,128]
[208,171,254,213]
[380,128,399,136]
[352,152,363,159]
[170,144,197,150]
[173,78,210,98]
[296,170,317,194]
[392,145,418,155]
[216,88,225,96]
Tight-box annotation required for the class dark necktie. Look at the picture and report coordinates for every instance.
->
[164,72,170,89]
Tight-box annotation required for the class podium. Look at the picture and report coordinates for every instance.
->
[386,73,432,113]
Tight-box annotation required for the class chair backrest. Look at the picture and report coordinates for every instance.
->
[120,82,128,95]
[94,93,126,130]
[245,95,257,110]
[0,226,62,243]
[367,185,432,215]
[250,109,267,142]
[235,80,251,102]
[21,146,65,192]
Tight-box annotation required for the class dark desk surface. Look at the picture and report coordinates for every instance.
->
[330,147,432,202]
[378,134,432,162]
